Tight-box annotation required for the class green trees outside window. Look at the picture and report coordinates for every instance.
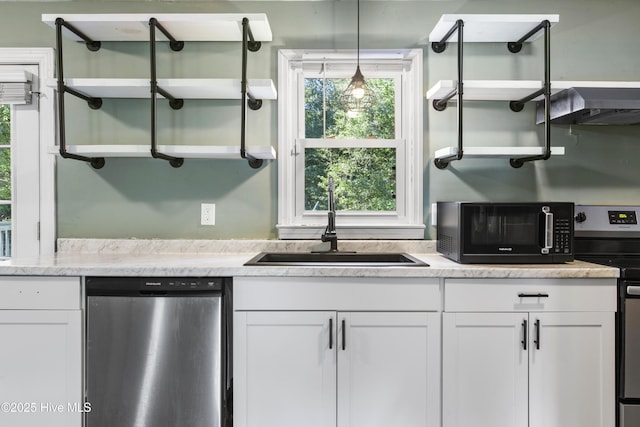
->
[0,104,11,222]
[304,77,397,212]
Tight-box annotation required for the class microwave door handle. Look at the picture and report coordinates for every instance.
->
[542,206,553,254]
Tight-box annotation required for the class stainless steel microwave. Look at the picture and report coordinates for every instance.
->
[436,202,574,264]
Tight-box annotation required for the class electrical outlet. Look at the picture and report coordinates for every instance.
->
[201,203,216,226]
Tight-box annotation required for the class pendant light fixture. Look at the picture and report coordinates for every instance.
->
[339,0,375,115]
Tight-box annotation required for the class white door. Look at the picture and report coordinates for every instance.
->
[337,312,441,427]
[529,312,615,427]
[442,312,529,427]
[0,65,40,258]
[234,311,337,427]
[0,49,56,258]
[0,310,82,427]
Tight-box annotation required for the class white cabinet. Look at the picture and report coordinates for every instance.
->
[442,278,616,427]
[0,276,82,427]
[233,276,441,427]
[529,312,614,427]
[234,311,336,427]
[235,310,439,427]
[337,311,439,427]
[443,312,528,427]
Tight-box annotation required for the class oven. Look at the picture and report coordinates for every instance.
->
[574,205,640,427]
[621,281,640,425]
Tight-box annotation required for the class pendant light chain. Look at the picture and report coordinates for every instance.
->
[356,0,360,68]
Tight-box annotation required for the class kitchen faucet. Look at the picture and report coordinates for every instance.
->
[320,178,338,252]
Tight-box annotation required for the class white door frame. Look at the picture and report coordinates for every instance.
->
[0,48,56,256]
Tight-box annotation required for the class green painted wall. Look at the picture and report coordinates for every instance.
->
[1,0,639,239]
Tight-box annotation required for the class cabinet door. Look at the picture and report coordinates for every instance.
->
[442,312,528,427]
[337,312,440,427]
[234,311,336,427]
[0,310,82,427]
[529,312,615,427]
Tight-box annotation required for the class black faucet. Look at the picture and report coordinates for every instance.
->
[320,178,338,252]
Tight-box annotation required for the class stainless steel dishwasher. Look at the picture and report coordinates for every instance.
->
[85,277,232,427]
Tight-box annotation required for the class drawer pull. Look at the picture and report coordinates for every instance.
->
[518,293,549,298]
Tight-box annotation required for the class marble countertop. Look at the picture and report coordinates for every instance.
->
[0,239,619,279]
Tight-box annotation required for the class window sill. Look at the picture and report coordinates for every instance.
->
[276,224,426,240]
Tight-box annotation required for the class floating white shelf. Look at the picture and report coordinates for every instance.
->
[427,80,544,101]
[429,14,559,43]
[428,14,566,169]
[42,13,272,42]
[42,12,277,168]
[434,146,565,160]
[427,80,640,102]
[48,145,276,160]
[47,78,277,100]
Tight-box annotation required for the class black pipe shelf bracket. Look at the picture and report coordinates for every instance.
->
[49,14,275,169]
[55,17,105,169]
[149,17,185,168]
[241,17,265,169]
[507,20,552,168]
[431,19,464,170]
[430,17,554,169]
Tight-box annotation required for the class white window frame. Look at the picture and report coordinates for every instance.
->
[277,49,424,239]
[0,48,56,257]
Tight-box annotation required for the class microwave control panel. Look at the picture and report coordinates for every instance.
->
[553,217,572,254]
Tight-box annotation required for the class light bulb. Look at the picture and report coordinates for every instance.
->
[352,87,365,99]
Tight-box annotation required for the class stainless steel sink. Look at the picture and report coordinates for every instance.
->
[244,252,428,267]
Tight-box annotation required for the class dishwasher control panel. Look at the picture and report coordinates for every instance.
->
[86,277,228,295]
[143,278,224,291]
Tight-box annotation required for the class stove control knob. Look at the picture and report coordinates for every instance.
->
[575,212,587,223]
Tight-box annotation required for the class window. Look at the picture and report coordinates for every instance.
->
[0,104,12,256]
[0,49,56,258]
[277,49,424,239]
[303,76,397,212]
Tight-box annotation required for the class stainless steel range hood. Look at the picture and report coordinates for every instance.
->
[536,87,640,125]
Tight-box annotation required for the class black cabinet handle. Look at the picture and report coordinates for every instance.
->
[329,318,333,350]
[521,319,528,350]
[518,293,549,298]
[341,319,346,351]
[534,319,541,350]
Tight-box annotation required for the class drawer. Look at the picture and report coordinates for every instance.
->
[0,276,82,310]
[234,276,441,311]
[444,278,616,312]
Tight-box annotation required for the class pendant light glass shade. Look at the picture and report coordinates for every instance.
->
[339,0,375,115]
